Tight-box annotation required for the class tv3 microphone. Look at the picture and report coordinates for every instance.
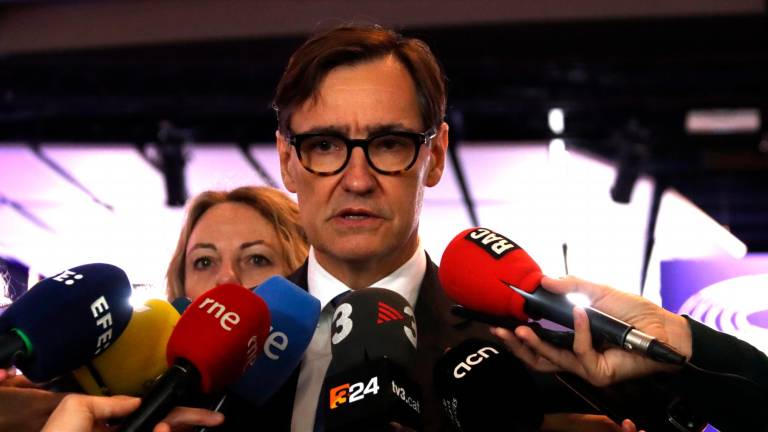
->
[322,288,422,432]
[439,227,686,365]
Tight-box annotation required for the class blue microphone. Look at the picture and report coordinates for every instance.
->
[0,263,133,382]
[230,275,320,404]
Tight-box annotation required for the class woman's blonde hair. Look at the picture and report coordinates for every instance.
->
[166,186,308,301]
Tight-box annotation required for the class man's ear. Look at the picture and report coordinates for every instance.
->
[425,122,449,187]
[276,130,297,193]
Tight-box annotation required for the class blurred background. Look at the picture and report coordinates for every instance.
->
[1,1,766,350]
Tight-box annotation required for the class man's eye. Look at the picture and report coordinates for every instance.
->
[193,257,212,270]
[305,137,342,153]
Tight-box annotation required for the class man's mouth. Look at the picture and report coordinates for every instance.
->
[336,209,378,220]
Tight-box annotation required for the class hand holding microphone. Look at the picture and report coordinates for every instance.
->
[492,275,692,386]
[439,228,690,387]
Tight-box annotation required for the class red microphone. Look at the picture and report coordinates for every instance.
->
[439,227,685,365]
[119,283,270,432]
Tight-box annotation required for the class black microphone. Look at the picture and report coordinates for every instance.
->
[321,288,422,432]
[434,338,543,432]
[0,263,133,382]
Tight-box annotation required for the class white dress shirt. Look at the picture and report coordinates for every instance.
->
[290,244,426,431]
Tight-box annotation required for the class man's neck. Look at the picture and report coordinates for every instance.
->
[314,239,420,289]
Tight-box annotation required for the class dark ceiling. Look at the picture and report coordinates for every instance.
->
[1,13,766,250]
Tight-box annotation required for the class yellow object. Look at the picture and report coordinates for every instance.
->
[73,299,179,396]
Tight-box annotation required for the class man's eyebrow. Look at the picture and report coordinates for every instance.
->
[294,123,413,137]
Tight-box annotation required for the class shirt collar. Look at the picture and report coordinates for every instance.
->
[306,242,426,309]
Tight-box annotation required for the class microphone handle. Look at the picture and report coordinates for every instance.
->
[0,330,29,368]
[515,285,633,348]
[119,358,200,432]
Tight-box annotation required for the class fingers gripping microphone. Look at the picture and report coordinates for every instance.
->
[0,263,133,382]
[439,228,685,365]
[323,288,422,432]
[119,284,270,432]
[72,299,180,396]
[434,338,543,432]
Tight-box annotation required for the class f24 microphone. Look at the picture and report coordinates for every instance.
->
[0,263,133,382]
[72,299,180,396]
[322,288,422,432]
[118,283,270,432]
[439,228,685,365]
[434,338,543,432]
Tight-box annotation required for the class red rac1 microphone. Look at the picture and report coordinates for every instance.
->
[118,283,270,432]
[439,227,685,365]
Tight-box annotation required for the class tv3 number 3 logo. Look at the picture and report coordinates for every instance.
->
[329,377,380,409]
[330,303,417,348]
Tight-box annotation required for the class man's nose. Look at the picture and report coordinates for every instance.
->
[340,147,376,193]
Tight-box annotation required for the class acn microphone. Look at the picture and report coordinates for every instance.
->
[439,227,686,365]
[434,338,543,432]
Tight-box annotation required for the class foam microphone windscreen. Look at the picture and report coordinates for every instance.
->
[439,227,542,321]
[72,299,179,396]
[434,338,543,432]
[229,275,320,405]
[166,283,270,394]
[0,263,133,382]
[329,288,417,373]
[170,296,192,314]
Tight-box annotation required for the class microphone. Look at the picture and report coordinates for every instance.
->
[171,296,192,314]
[439,227,685,365]
[321,288,421,432]
[72,299,180,396]
[0,263,133,382]
[433,338,543,432]
[118,283,270,432]
[229,275,320,405]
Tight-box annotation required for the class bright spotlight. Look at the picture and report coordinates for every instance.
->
[548,108,565,135]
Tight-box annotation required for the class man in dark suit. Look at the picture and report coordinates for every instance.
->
[258,24,606,432]
[269,25,488,431]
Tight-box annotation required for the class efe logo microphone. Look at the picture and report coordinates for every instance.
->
[464,228,518,259]
[329,376,380,409]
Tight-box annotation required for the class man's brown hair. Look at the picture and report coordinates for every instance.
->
[273,25,446,134]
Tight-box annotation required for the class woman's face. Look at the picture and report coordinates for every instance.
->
[184,202,289,300]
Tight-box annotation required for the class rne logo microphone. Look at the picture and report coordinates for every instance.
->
[464,228,518,259]
[453,346,500,378]
[329,377,380,409]
[198,297,241,331]
[377,301,404,324]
